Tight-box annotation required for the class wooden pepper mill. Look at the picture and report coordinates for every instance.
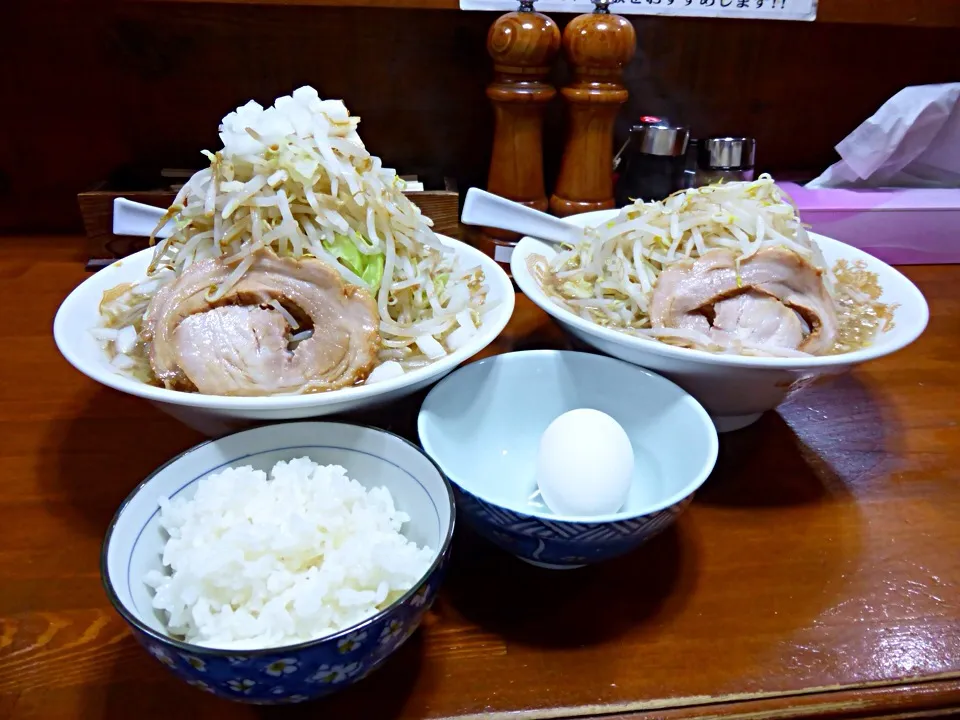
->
[550,0,636,217]
[479,0,561,260]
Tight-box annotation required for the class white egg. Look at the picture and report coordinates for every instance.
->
[536,409,634,517]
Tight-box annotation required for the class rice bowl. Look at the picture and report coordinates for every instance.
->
[147,457,434,650]
[101,421,454,704]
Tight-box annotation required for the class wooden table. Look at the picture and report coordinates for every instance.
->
[2,236,959,720]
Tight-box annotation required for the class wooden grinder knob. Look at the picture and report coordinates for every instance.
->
[483,1,560,242]
[550,0,636,217]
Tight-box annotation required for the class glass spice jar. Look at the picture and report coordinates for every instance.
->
[614,123,690,205]
[696,137,757,185]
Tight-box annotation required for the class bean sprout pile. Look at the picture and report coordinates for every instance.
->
[98,87,490,383]
[531,175,891,356]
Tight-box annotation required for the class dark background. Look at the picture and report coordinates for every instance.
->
[3,0,960,234]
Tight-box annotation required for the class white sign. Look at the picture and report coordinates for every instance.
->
[459,0,817,21]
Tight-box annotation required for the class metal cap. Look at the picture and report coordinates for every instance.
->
[630,124,690,157]
[698,137,756,170]
[592,0,612,13]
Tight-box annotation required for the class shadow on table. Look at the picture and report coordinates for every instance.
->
[697,372,901,508]
[35,386,205,537]
[696,411,850,508]
[442,518,700,649]
[440,373,889,655]
[32,381,427,539]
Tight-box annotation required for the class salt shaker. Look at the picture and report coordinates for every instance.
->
[614,123,690,205]
[696,137,756,185]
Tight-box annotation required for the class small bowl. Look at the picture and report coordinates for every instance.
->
[417,351,717,569]
[54,235,514,436]
[511,212,929,432]
[101,421,454,705]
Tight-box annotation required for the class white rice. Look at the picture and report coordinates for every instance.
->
[144,457,434,650]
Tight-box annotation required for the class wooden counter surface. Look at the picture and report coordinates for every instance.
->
[1,236,958,719]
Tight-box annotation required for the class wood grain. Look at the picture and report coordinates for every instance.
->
[1,235,960,719]
[6,3,960,235]
[484,9,560,240]
[550,9,636,217]
[610,679,960,720]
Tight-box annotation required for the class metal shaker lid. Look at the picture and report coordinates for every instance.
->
[630,123,690,157]
[698,137,756,169]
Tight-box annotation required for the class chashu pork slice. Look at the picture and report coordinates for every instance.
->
[142,251,380,395]
[649,247,838,354]
[710,291,806,349]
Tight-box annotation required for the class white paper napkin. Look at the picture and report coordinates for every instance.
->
[808,83,960,188]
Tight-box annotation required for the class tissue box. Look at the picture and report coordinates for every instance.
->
[779,183,960,265]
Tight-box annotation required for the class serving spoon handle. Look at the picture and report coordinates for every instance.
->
[460,188,581,246]
[112,198,175,239]
[118,190,583,246]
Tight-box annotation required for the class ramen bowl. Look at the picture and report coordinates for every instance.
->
[511,211,929,432]
[54,235,514,435]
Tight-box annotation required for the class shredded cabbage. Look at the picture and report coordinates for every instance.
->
[322,234,385,290]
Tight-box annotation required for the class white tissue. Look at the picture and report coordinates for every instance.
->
[808,83,960,188]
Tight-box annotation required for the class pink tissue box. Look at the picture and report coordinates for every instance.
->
[778,182,960,265]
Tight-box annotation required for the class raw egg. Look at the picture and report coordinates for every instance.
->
[535,408,634,517]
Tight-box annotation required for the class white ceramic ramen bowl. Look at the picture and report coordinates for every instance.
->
[511,210,929,432]
[54,236,514,435]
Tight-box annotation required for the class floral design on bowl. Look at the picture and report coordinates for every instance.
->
[103,422,455,704]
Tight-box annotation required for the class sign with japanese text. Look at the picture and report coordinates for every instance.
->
[459,0,817,21]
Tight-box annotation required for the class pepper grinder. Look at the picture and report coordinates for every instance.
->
[550,0,636,217]
[479,0,560,264]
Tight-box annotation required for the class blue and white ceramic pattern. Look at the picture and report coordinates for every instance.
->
[418,351,717,569]
[101,422,455,704]
[453,490,692,567]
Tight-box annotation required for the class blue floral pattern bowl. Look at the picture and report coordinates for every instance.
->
[418,351,717,569]
[101,422,455,704]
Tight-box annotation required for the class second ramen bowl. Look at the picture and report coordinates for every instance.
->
[511,210,929,432]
